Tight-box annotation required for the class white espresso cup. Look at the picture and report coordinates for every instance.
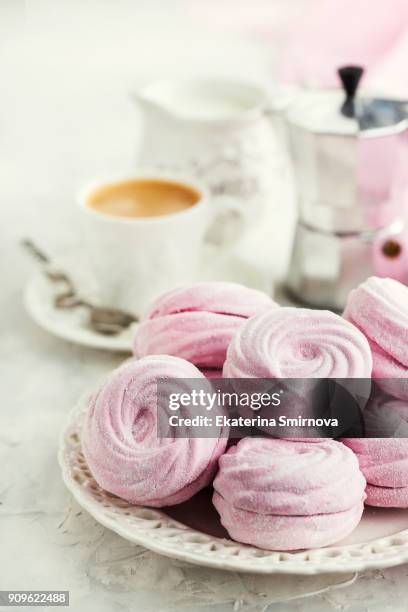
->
[77,171,245,315]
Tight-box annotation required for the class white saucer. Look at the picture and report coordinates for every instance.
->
[59,396,408,575]
[24,247,272,352]
[24,271,137,352]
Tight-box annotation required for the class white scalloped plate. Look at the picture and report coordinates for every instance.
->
[59,396,408,575]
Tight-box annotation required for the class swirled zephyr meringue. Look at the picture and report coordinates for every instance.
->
[342,435,408,508]
[81,355,227,507]
[344,276,408,400]
[133,282,277,368]
[213,438,366,550]
[223,307,372,378]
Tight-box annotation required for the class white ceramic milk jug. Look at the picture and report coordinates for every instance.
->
[133,78,282,225]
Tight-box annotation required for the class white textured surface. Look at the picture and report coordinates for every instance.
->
[2,1,408,610]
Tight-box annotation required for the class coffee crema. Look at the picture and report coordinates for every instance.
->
[86,178,201,219]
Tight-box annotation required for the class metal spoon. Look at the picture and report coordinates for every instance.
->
[22,239,138,335]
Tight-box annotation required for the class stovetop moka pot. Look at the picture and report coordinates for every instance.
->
[286,66,408,310]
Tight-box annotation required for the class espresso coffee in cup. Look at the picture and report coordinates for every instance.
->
[78,172,245,314]
[86,178,201,219]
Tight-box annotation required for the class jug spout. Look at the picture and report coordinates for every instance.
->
[133,78,270,124]
[132,82,192,170]
[131,86,172,121]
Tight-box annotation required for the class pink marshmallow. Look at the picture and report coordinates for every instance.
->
[213,492,364,551]
[370,340,407,378]
[133,282,276,368]
[213,438,366,550]
[344,276,408,378]
[366,339,408,401]
[343,394,408,508]
[81,355,227,507]
[342,414,408,508]
[365,483,408,508]
[214,438,365,515]
[223,307,372,378]
[341,438,408,489]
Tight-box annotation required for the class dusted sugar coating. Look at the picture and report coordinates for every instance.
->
[133,282,276,368]
[213,438,366,550]
[341,438,408,489]
[365,483,408,508]
[370,339,407,377]
[213,438,365,515]
[82,355,227,507]
[344,276,408,368]
[344,277,408,399]
[223,307,372,378]
[213,492,364,550]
